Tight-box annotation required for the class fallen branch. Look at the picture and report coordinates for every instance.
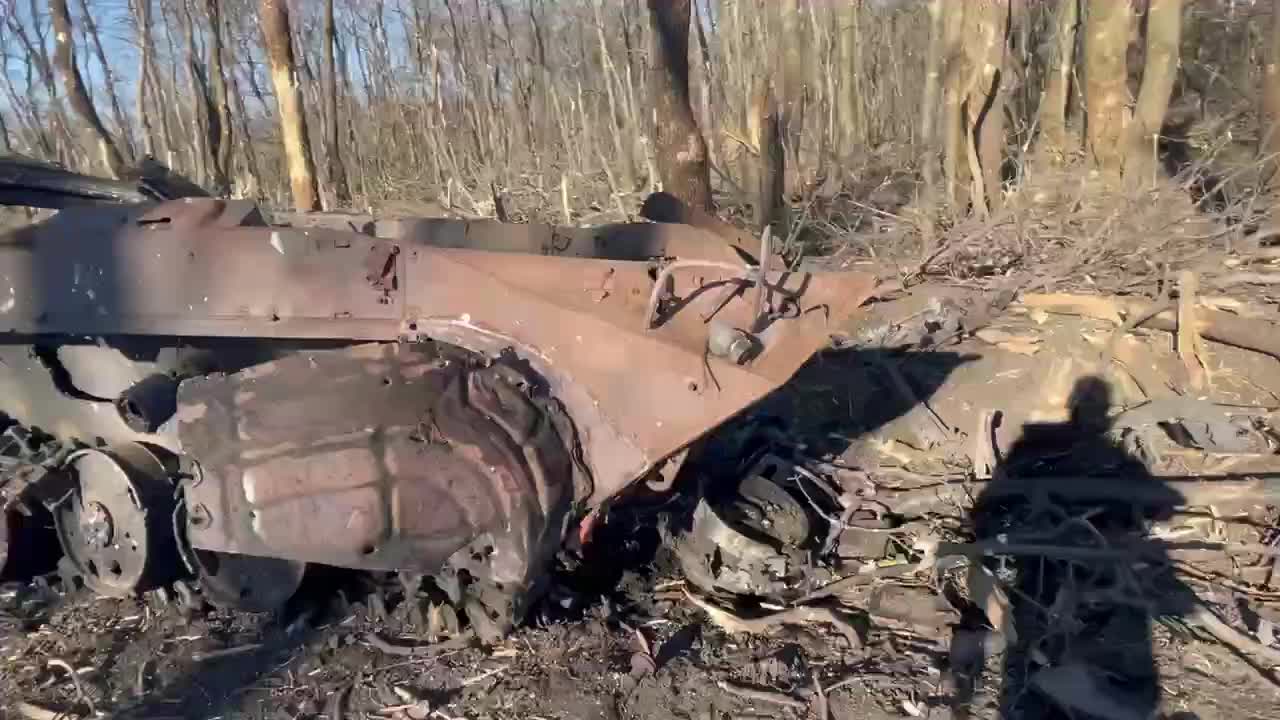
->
[461,665,509,687]
[683,589,861,648]
[811,669,829,720]
[1110,397,1276,429]
[46,658,94,718]
[1213,272,1280,286]
[886,474,1280,518]
[873,355,950,448]
[191,643,262,662]
[1021,293,1123,324]
[1189,603,1280,668]
[1022,292,1280,361]
[936,537,1280,563]
[363,632,472,657]
[795,562,923,604]
[714,679,808,710]
[1176,271,1208,391]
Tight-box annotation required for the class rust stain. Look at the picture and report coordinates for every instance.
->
[2,192,874,583]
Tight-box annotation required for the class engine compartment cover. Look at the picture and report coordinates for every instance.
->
[176,342,576,579]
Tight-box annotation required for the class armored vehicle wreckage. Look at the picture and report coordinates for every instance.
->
[0,159,873,638]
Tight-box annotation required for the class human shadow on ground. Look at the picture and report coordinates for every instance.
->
[954,376,1200,720]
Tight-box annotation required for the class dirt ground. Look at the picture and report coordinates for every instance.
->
[7,182,1280,719]
[4,539,1280,720]
[6,293,1280,720]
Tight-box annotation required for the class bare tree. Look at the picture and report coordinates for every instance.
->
[260,0,320,211]
[0,104,11,154]
[9,0,1268,222]
[919,0,945,198]
[178,1,212,186]
[1083,0,1131,174]
[939,2,967,208]
[204,0,234,195]
[592,0,637,192]
[937,0,1008,216]
[752,78,786,237]
[76,0,136,160]
[12,0,81,160]
[49,0,127,176]
[780,0,805,189]
[965,0,1009,216]
[837,1,866,153]
[967,0,1008,213]
[1038,0,1080,162]
[646,0,712,211]
[1125,0,1182,187]
[131,0,159,157]
[323,0,350,207]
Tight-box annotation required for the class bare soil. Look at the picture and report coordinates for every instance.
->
[4,318,1280,720]
[3,476,1280,720]
[7,234,1280,719]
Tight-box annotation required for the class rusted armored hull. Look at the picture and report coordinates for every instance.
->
[0,191,874,631]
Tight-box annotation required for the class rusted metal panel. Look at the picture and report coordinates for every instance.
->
[0,196,875,507]
[178,342,576,579]
[404,250,876,502]
[0,215,403,340]
[133,197,266,229]
[276,210,746,263]
[385,218,746,263]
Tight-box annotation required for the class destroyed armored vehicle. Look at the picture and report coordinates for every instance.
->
[0,159,873,638]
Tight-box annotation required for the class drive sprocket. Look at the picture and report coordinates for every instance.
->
[52,443,181,596]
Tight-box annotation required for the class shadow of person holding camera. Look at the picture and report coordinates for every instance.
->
[952,376,1199,720]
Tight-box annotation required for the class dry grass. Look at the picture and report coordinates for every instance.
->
[816,151,1275,298]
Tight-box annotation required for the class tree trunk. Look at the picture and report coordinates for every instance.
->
[159,4,187,171]
[48,0,126,177]
[1124,0,1181,188]
[1262,0,1280,192]
[1083,0,1131,175]
[180,2,212,187]
[12,1,78,156]
[591,0,636,192]
[76,0,135,160]
[132,0,156,158]
[203,0,234,196]
[691,0,716,173]
[225,53,262,198]
[920,0,946,201]
[132,0,171,160]
[646,0,713,211]
[940,2,968,209]
[836,0,866,155]
[1039,0,1080,162]
[323,0,351,208]
[967,0,1008,216]
[780,0,805,190]
[260,0,320,211]
[0,110,11,154]
[753,78,787,238]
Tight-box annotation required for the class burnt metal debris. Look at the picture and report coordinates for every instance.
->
[675,454,819,599]
[0,159,875,635]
